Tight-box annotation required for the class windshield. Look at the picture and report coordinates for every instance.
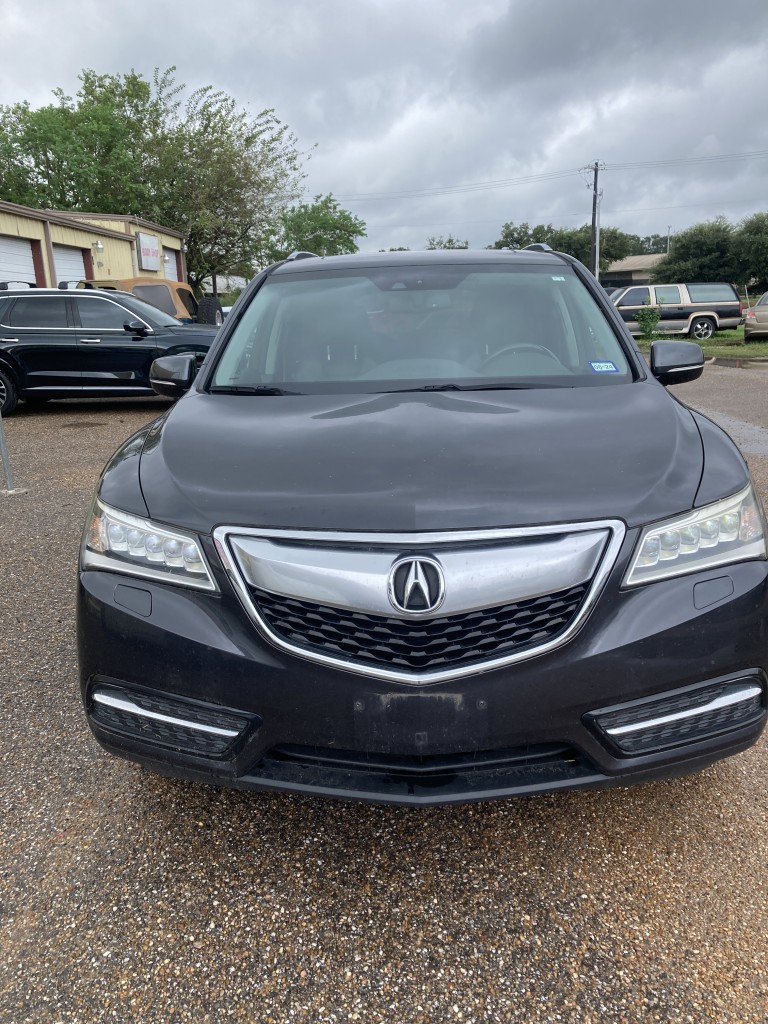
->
[119,294,183,327]
[211,263,633,393]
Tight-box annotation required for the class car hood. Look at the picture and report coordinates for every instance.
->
[134,384,704,534]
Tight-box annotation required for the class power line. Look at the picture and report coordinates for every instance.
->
[334,149,768,203]
[335,167,581,202]
[375,194,768,231]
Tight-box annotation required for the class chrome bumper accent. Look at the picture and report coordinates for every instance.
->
[605,683,762,738]
[214,521,626,685]
[92,690,240,738]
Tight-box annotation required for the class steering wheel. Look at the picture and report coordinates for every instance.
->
[480,344,563,371]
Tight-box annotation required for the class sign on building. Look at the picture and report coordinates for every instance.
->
[136,232,161,272]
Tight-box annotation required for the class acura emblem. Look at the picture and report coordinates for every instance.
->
[388,557,445,615]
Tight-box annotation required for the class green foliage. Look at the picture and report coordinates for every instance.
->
[268,194,366,261]
[652,216,737,284]
[426,234,468,250]
[0,70,163,213]
[0,68,305,288]
[621,232,669,255]
[634,302,662,341]
[733,212,768,291]
[490,210,768,288]
[488,221,632,271]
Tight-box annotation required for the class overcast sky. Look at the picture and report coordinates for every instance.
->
[2,0,767,252]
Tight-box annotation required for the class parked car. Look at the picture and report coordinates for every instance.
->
[0,287,218,414]
[77,277,224,326]
[78,248,767,806]
[612,282,742,339]
[743,291,768,342]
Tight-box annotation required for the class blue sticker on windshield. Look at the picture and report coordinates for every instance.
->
[589,361,619,373]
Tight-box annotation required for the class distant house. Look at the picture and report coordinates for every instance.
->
[601,253,665,289]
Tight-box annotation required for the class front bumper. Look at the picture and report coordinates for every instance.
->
[77,556,768,806]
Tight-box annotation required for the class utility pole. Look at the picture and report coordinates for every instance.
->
[589,161,600,276]
[582,160,605,277]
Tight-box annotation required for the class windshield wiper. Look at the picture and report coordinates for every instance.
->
[385,381,568,393]
[208,385,302,396]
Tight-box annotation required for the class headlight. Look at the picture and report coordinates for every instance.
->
[82,498,217,591]
[624,483,767,587]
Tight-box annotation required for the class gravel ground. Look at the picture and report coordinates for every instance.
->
[1,368,767,1024]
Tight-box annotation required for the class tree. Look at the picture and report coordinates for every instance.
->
[489,221,554,250]
[268,194,366,261]
[0,68,305,289]
[652,216,737,284]
[426,234,469,249]
[733,212,768,291]
[488,221,632,271]
[638,234,670,255]
[0,71,162,213]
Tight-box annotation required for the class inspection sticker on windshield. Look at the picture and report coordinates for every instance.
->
[589,361,619,373]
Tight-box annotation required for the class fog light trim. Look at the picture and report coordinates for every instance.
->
[92,689,241,738]
[604,683,762,738]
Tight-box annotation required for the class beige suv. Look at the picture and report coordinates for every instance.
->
[744,292,768,342]
[612,282,741,340]
[79,277,224,326]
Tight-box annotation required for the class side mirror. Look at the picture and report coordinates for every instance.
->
[124,320,150,336]
[150,354,197,398]
[650,340,704,386]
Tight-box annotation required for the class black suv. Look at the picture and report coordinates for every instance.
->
[78,249,768,806]
[0,287,218,414]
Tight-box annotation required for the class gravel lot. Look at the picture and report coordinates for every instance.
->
[1,366,767,1023]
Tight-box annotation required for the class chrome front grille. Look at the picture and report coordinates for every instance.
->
[214,521,625,684]
[252,582,590,672]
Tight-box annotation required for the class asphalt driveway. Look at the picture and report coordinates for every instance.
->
[1,366,767,1023]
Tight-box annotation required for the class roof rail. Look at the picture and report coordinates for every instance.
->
[522,243,553,252]
[57,280,84,290]
[285,250,320,261]
[0,280,37,289]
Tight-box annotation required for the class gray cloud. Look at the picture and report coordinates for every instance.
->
[1,0,767,253]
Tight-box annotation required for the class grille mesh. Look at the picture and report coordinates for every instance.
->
[252,582,589,671]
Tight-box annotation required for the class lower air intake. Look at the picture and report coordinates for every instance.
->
[588,679,765,756]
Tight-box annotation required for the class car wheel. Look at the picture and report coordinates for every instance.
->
[0,368,19,416]
[690,317,715,341]
[197,296,224,327]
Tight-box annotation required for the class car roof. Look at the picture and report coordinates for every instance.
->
[270,247,570,275]
[0,286,138,301]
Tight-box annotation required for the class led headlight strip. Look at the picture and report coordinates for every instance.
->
[82,498,217,590]
[625,483,767,587]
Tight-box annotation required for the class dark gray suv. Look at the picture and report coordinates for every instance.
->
[0,286,218,414]
[77,249,767,805]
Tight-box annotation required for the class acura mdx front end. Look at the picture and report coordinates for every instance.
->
[77,249,768,805]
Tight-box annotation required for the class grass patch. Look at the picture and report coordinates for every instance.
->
[636,325,768,359]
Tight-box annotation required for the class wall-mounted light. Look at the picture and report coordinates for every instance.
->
[92,240,104,254]
[163,252,170,264]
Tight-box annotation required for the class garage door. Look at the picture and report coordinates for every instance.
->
[163,247,179,281]
[0,235,36,284]
[53,244,87,285]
